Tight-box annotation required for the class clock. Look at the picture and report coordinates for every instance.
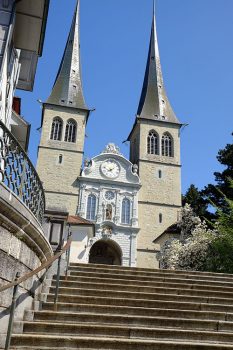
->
[101,160,120,179]
[105,191,115,200]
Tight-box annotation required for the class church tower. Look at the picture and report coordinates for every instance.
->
[37,0,90,214]
[128,6,182,268]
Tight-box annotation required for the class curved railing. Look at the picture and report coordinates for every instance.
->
[0,120,45,223]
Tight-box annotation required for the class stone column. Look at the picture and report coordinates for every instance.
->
[131,191,138,227]
[130,232,137,267]
[114,190,121,224]
[96,188,104,224]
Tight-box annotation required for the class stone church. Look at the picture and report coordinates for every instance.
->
[37,1,182,269]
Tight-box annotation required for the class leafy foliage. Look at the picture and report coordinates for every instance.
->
[159,133,233,273]
[158,204,217,271]
[202,133,233,211]
[204,187,233,273]
[182,184,211,220]
[160,187,233,273]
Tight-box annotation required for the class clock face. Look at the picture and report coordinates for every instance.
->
[105,191,115,200]
[101,160,120,179]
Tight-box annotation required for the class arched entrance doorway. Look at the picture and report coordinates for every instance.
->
[89,240,122,265]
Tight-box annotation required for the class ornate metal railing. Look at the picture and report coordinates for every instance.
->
[0,120,45,223]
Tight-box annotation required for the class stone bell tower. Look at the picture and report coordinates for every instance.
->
[37,0,90,214]
[128,5,182,268]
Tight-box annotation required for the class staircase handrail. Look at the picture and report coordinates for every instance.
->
[0,238,71,293]
[2,237,72,350]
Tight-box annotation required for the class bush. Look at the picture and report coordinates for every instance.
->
[158,204,218,271]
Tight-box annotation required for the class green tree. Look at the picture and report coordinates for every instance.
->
[205,186,233,273]
[182,184,212,220]
[202,133,233,210]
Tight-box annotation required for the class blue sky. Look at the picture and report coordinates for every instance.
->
[17,0,233,194]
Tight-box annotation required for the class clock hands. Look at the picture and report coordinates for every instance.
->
[101,160,120,178]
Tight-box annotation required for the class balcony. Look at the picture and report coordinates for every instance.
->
[0,120,45,223]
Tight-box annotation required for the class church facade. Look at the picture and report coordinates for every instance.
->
[37,1,182,268]
[77,143,140,267]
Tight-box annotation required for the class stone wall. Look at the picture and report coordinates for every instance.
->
[0,183,53,348]
[37,104,87,215]
[129,119,182,268]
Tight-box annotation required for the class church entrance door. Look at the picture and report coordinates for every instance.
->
[89,240,122,266]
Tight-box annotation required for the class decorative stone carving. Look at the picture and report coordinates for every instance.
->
[132,164,138,174]
[84,158,92,168]
[101,226,112,240]
[131,217,138,226]
[102,143,122,155]
[114,215,120,224]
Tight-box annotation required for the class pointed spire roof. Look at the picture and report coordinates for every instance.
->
[137,3,180,124]
[47,0,88,110]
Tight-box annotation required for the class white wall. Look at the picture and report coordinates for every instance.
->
[69,227,90,264]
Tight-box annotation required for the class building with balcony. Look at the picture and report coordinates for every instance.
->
[0,0,49,145]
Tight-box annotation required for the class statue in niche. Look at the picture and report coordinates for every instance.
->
[106,204,112,220]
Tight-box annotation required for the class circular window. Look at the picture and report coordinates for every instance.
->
[105,191,115,201]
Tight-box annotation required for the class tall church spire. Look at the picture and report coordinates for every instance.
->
[137,3,180,123]
[47,0,88,110]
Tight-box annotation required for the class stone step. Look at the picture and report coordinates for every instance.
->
[9,348,233,350]
[12,263,233,349]
[67,270,233,286]
[53,278,233,294]
[69,263,233,280]
[58,273,233,289]
[68,265,233,283]
[46,290,233,307]
[33,311,233,332]
[50,283,233,300]
[10,335,233,349]
[42,302,231,320]
[18,321,233,343]
[43,296,233,314]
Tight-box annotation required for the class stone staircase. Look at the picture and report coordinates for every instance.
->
[10,263,233,349]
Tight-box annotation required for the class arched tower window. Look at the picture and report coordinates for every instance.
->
[64,119,77,142]
[147,130,159,155]
[86,194,96,221]
[121,198,131,224]
[162,133,173,157]
[50,117,63,141]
